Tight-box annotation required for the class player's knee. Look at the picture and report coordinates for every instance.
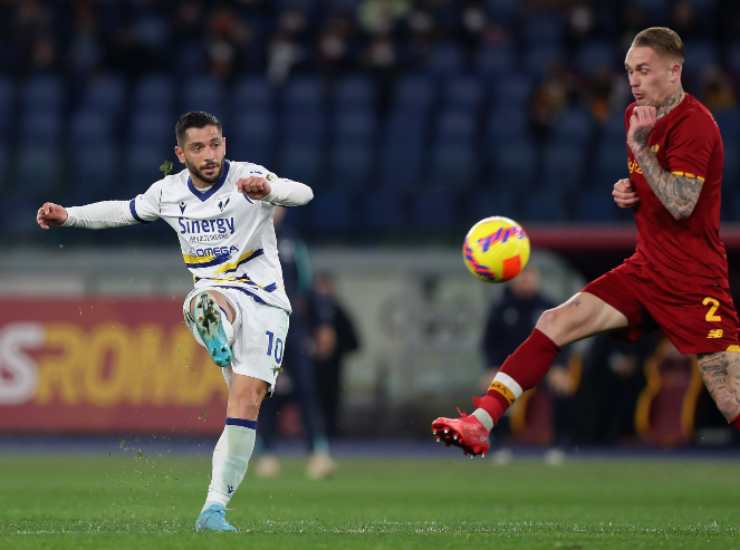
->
[535,303,586,344]
[229,381,268,419]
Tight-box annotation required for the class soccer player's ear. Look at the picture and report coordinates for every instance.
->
[174,144,186,165]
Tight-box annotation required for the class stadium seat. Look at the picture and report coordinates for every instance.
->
[0,77,13,134]
[68,145,119,202]
[572,187,620,222]
[723,140,739,191]
[280,111,326,146]
[463,186,518,224]
[485,108,530,146]
[181,77,226,118]
[394,75,436,112]
[576,41,615,75]
[442,77,483,112]
[20,112,62,147]
[277,145,322,186]
[523,15,564,48]
[16,146,61,200]
[232,77,272,113]
[715,109,740,140]
[426,43,465,77]
[683,42,718,74]
[476,46,515,79]
[427,143,477,189]
[128,111,173,150]
[490,74,532,110]
[410,188,460,231]
[729,42,740,78]
[334,111,377,147]
[489,139,537,189]
[435,111,476,147]
[132,75,174,111]
[550,107,593,145]
[328,143,372,191]
[21,75,64,112]
[80,74,126,116]
[592,138,629,188]
[525,46,564,78]
[69,110,115,145]
[602,110,626,141]
[521,187,567,222]
[307,188,352,233]
[379,140,424,191]
[282,77,323,111]
[541,143,586,191]
[334,75,374,109]
[124,145,172,195]
[485,0,519,23]
[228,112,275,164]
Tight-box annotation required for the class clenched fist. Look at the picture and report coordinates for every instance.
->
[627,105,657,153]
[612,178,639,209]
[36,202,68,229]
[236,176,271,200]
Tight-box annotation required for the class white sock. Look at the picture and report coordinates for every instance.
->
[472,408,494,431]
[202,419,257,511]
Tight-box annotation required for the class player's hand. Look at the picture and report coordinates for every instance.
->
[612,178,639,208]
[627,105,657,152]
[36,202,68,229]
[236,176,271,200]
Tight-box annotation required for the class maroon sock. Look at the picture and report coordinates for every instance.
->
[732,413,740,431]
[476,329,560,424]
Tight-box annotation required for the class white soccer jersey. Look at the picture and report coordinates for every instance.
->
[65,159,313,313]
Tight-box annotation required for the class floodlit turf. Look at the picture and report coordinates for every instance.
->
[0,450,738,549]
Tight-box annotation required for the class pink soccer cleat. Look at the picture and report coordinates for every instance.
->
[432,411,490,457]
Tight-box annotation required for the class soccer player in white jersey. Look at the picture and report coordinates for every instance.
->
[36,111,314,532]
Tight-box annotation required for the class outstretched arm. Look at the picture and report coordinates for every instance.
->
[627,106,703,221]
[36,200,138,230]
[236,176,314,207]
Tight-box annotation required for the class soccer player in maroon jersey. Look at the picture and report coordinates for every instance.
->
[432,27,740,456]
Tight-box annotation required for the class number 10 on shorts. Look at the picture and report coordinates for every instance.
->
[265,330,284,364]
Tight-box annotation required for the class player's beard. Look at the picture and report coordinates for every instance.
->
[187,159,222,184]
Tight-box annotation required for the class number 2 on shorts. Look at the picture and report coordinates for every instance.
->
[265,330,284,364]
[702,297,722,322]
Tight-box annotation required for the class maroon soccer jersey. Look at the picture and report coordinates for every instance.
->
[624,94,729,291]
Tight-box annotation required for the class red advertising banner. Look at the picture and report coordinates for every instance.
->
[0,297,227,435]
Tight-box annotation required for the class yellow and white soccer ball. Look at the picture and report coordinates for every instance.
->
[462,216,530,283]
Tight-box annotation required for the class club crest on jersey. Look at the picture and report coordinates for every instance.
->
[218,197,231,212]
[179,201,187,214]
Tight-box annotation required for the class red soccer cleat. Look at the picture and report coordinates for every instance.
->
[431,410,490,457]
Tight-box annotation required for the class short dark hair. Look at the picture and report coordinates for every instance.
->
[175,111,222,145]
[631,27,684,61]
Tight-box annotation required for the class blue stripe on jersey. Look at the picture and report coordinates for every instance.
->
[214,285,267,305]
[128,199,150,223]
[187,160,230,202]
[263,282,277,292]
[225,417,258,430]
[183,254,232,269]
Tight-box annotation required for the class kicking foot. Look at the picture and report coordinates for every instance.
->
[195,503,238,532]
[431,412,490,457]
[194,293,233,367]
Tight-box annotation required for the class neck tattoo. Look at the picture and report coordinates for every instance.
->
[656,90,685,118]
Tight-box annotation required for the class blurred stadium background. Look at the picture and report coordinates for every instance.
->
[2,0,740,468]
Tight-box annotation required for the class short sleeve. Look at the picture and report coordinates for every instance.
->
[665,113,716,182]
[129,179,164,223]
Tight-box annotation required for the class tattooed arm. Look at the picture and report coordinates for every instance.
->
[627,104,704,221]
[697,351,740,423]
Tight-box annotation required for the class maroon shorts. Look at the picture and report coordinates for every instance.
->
[582,261,740,354]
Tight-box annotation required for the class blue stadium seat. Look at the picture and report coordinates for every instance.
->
[436,111,476,146]
[602,110,627,141]
[490,74,532,110]
[684,42,718,74]
[723,140,739,190]
[395,75,436,112]
[232,77,272,113]
[81,75,126,116]
[128,112,173,150]
[576,41,615,75]
[715,109,740,141]
[442,77,483,112]
[632,0,669,19]
[379,140,423,190]
[307,188,352,233]
[228,112,275,164]
[592,138,629,188]
[181,77,226,118]
[20,112,62,147]
[69,111,115,145]
[427,144,477,189]
[485,0,519,22]
[21,75,64,112]
[328,143,372,191]
[277,145,321,186]
[334,76,374,109]
[521,187,567,222]
[68,145,119,202]
[384,109,430,150]
[463,187,518,223]
[124,146,171,195]
[282,77,323,110]
[410,188,460,231]
[132,75,174,111]
[0,78,12,134]
[16,146,61,199]
[486,108,529,145]
[525,46,564,78]
[280,111,326,146]
[360,188,405,232]
[426,43,464,77]
[334,111,377,147]
[573,188,621,222]
[490,139,537,189]
[524,15,564,47]
[550,107,593,145]
[729,42,740,77]
[541,143,586,191]
[476,46,515,79]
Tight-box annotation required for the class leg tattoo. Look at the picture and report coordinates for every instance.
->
[697,351,740,422]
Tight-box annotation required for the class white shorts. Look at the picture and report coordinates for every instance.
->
[182,287,290,394]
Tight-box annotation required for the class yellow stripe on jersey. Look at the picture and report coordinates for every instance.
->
[182,253,218,265]
[215,249,263,274]
[671,170,705,182]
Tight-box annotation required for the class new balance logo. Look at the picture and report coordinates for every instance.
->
[707,329,724,339]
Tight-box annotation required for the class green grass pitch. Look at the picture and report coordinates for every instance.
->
[1,451,738,549]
